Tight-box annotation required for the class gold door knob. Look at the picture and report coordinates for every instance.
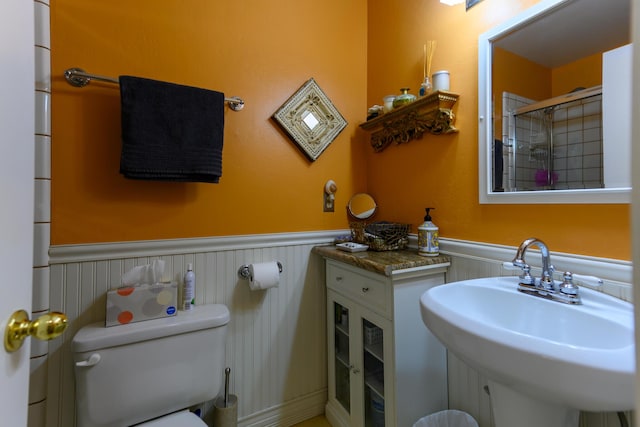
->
[4,309,68,353]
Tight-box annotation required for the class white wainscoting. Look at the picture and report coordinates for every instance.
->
[46,234,633,427]
[47,231,345,427]
[439,237,634,427]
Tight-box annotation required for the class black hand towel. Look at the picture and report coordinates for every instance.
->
[119,76,225,183]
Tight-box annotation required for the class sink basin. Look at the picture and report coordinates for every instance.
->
[420,277,635,427]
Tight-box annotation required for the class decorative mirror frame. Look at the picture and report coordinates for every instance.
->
[273,78,347,162]
[478,0,631,204]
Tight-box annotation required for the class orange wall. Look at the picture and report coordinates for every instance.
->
[366,0,630,260]
[491,48,602,137]
[51,0,368,244]
[552,53,602,96]
[51,0,631,260]
[492,47,551,139]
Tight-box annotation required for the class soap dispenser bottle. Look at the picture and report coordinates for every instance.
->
[418,208,439,257]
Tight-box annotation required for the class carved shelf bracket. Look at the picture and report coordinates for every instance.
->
[359,91,459,152]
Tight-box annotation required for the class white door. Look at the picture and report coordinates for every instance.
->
[0,0,36,425]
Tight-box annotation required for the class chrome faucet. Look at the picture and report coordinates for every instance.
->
[512,237,556,291]
[508,237,604,305]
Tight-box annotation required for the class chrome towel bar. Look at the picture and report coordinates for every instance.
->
[64,67,245,111]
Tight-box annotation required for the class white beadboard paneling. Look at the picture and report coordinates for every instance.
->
[447,352,493,427]
[47,232,338,427]
[46,234,631,427]
[440,237,632,287]
[49,230,346,263]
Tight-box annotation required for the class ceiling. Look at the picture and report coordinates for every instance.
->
[494,0,630,68]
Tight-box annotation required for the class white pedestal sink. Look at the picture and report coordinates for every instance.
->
[419,277,635,427]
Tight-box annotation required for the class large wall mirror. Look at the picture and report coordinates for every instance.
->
[478,0,631,204]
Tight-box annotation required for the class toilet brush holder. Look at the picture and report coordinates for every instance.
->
[213,394,237,427]
[213,367,237,427]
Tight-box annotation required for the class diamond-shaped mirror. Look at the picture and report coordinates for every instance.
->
[273,78,347,161]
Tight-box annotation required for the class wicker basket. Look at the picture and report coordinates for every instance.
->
[350,221,410,251]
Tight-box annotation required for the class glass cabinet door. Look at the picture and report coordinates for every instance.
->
[333,301,351,413]
[362,318,385,427]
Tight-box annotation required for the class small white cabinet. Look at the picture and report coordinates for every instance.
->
[324,258,449,427]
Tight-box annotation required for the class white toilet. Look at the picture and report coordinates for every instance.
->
[72,304,230,427]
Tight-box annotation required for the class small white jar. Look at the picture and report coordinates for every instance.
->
[432,70,450,92]
[382,95,396,113]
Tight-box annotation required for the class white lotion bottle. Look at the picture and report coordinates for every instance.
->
[183,263,195,310]
[418,208,439,257]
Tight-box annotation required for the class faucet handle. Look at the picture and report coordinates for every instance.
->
[511,257,527,268]
[540,262,555,283]
[502,261,522,271]
[571,273,603,288]
[502,262,535,285]
[521,265,535,285]
[559,272,579,296]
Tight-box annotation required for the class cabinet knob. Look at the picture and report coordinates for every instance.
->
[335,276,343,282]
[361,287,369,293]
[349,365,360,374]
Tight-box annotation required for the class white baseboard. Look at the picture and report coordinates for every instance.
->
[239,390,327,427]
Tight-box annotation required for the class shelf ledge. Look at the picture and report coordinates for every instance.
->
[359,90,459,152]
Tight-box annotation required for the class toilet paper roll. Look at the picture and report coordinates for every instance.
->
[248,262,280,291]
[213,395,237,427]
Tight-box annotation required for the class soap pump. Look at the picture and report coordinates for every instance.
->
[418,208,439,257]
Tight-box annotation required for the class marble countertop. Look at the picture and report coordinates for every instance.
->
[312,245,451,276]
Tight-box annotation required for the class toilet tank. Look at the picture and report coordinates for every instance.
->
[72,304,230,427]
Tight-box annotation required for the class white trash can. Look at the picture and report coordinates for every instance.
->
[412,409,479,427]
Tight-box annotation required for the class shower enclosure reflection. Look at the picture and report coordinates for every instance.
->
[498,87,603,192]
[479,0,631,204]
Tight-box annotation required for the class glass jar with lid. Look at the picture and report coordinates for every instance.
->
[392,88,416,108]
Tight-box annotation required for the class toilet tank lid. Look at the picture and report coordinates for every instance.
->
[72,304,229,353]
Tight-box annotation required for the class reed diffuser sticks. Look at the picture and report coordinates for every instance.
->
[420,40,437,96]
[424,40,437,80]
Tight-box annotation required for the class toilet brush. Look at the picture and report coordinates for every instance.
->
[224,367,230,407]
[213,367,237,427]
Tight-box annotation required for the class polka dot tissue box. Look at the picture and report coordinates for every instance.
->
[105,282,178,327]
[106,261,177,327]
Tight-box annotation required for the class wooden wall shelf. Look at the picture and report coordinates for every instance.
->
[360,91,459,152]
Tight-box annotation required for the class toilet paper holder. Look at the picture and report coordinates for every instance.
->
[237,262,283,280]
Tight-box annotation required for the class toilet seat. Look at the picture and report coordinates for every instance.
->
[136,410,207,427]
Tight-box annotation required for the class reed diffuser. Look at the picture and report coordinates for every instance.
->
[420,41,437,97]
